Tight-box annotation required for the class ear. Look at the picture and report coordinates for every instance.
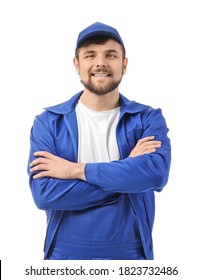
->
[73,57,80,74]
[122,57,128,75]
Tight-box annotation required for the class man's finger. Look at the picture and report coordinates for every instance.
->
[33,151,54,159]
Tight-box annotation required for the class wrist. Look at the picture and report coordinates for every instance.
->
[72,162,86,181]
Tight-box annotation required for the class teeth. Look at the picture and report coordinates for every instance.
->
[93,73,108,77]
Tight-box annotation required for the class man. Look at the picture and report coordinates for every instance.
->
[28,22,171,260]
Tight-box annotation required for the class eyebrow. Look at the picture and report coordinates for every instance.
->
[105,49,119,54]
[83,49,119,55]
[83,50,96,55]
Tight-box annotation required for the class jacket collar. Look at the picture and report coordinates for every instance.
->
[45,91,149,115]
[119,94,149,116]
[45,91,83,115]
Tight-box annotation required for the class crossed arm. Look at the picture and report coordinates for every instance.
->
[29,136,161,180]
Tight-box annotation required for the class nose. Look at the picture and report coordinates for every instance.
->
[95,55,107,68]
[96,63,107,68]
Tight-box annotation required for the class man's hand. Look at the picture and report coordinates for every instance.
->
[129,136,161,157]
[29,151,86,180]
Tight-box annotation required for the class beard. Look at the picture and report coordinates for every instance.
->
[80,76,122,95]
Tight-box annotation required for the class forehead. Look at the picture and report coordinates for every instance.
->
[79,39,123,54]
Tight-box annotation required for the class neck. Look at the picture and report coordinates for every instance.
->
[79,89,120,111]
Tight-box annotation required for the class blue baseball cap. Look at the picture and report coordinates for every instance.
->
[75,22,125,53]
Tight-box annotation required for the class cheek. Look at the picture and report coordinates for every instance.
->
[76,62,89,76]
[79,65,91,78]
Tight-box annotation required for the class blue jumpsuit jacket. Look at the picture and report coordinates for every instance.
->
[28,92,171,260]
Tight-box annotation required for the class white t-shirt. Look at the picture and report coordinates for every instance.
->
[76,100,120,163]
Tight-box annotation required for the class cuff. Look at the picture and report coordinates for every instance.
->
[85,163,101,186]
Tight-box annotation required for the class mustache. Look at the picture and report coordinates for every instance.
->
[92,67,110,73]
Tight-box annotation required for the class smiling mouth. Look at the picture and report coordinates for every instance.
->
[92,73,110,77]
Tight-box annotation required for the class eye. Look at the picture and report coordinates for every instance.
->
[85,54,95,59]
[107,53,117,59]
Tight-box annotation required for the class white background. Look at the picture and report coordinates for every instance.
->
[0,0,201,279]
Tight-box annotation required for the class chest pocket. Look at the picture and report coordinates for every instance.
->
[126,128,143,150]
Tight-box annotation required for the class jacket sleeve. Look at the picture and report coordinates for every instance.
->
[27,113,119,211]
[85,108,171,193]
